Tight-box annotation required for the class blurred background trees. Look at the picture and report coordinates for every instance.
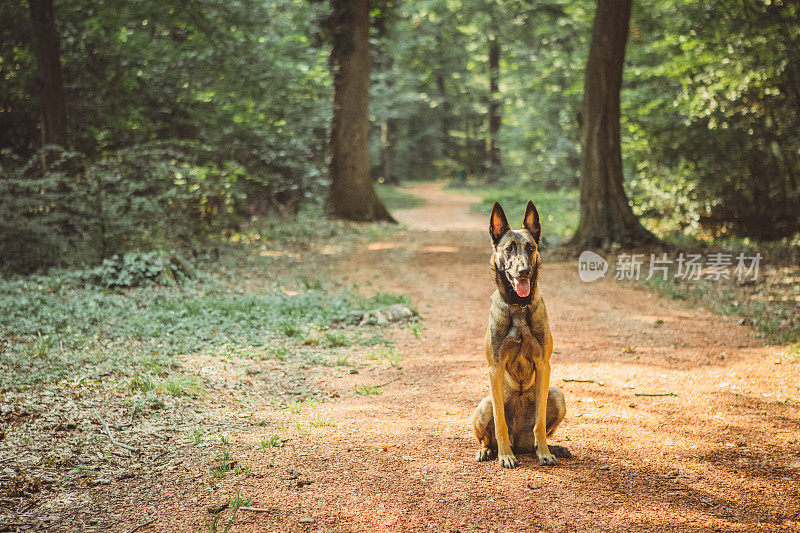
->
[1,0,799,273]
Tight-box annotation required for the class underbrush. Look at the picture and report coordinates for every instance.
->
[0,212,407,391]
[0,144,250,274]
[375,184,426,211]
[643,268,800,343]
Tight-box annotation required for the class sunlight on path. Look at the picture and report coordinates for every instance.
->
[392,182,486,232]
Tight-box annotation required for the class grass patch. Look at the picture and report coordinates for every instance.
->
[163,375,200,396]
[191,429,205,444]
[0,270,413,390]
[255,204,398,245]
[375,184,426,211]
[322,330,350,348]
[308,414,334,427]
[352,384,381,396]
[786,343,800,363]
[355,330,392,346]
[211,436,234,479]
[207,491,253,533]
[278,320,304,338]
[259,435,283,449]
[367,344,400,368]
[644,275,800,343]
[259,344,290,361]
[0,204,413,391]
[210,434,250,479]
[285,398,320,414]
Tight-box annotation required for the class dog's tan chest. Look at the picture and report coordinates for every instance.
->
[502,308,542,391]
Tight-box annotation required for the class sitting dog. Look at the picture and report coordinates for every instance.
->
[470,201,570,468]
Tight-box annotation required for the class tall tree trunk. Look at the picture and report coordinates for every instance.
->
[327,0,394,222]
[435,33,453,161]
[380,51,399,186]
[380,119,399,185]
[486,35,502,182]
[29,0,67,148]
[569,0,654,248]
[436,70,451,160]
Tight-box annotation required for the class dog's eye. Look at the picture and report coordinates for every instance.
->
[505,242,515,254]
[525,243,533,253]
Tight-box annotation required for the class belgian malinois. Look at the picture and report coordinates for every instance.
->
[470,201,570,468]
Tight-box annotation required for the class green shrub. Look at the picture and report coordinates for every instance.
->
[0,144,245,273]
[90,252,194,288]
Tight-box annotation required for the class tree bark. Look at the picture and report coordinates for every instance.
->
[436,70,451,160]
[435,32,453,161]
[569,0,654,248]
[327,0,394,222]
[380,120,399,185]
[28,0,67,148]
[486,35,503,182]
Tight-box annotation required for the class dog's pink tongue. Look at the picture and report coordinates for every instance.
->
[513,278,530,297]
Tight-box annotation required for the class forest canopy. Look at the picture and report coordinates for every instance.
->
[1,0,799,272]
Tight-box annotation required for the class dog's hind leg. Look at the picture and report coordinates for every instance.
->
[470,395,497,461]
[545,386,566,437]
[515,387,571,459]
[543,387,571,458]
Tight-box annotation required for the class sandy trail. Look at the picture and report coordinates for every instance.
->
[135,182,799,532]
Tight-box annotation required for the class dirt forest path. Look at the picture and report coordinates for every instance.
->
[149,182,798,532]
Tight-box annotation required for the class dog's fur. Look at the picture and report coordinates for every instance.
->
[470,201,570,468]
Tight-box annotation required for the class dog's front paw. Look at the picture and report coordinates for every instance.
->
[537,453,558,467]
[498,453,519,469]
[476,448,496,462]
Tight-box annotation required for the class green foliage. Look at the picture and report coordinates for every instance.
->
[211,434,236,479]
[0,144,244,273]
[368,0,800,241]
[90,252,194,288]
[624,0,800,240]
[1,0,331,273]
[322,331,350,348]
[286,398,311,414]
[207,490,253,533]
[374,185,426,211]
[308,413,334,427]
[361,291,412,308]
[0,260,412,390]
[92,253,167,289]
[369,0,591,186]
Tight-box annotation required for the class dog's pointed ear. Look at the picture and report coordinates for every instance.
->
[490,202,510,245]
[523,200,541,244]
